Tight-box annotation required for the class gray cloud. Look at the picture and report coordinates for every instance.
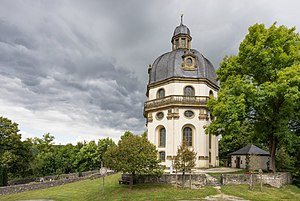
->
[0,0,300,143]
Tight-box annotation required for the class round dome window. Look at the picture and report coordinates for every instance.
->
[156,112,164,120]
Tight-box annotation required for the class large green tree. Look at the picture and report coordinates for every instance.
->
[104,131,162,185]
[206,23,300,172]
[30,133,57,176]
[0,117,33,178]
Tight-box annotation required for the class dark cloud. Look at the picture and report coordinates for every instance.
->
[0,0,300,143]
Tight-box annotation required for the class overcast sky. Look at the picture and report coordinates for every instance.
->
[1,0,299,144]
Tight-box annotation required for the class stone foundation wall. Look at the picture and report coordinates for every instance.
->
[0,171,113,196]
[221,172,292,188]
[135,172,292,188]
[0,177,83,195]
[134,174,208,189]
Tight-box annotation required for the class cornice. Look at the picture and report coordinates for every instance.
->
[146,77,219,97]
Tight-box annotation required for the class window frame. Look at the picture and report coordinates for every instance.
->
[159,127,166,147]
[156,112,164,120]
[159,151,166,162]
[182,126,193,147]
[157,88,165,98]
[184,110,194,118]
[184,86,195,96]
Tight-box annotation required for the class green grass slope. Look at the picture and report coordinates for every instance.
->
[0,174,216,201]
[1,173,299,201]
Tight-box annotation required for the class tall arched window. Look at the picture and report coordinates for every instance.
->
[183,127,193,146]
[157,88,165,98]
[159,151,166,162]
[209,90,214,97]
[159,127,166,147]
[184,86,194,96]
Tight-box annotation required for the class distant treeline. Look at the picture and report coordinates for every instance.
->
[0,116,116,181]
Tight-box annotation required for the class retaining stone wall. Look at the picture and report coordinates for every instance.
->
[134,174,208,189]
[221,172,292,188]
[0,171,112,196]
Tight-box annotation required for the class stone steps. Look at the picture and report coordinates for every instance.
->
[205,174,221,186]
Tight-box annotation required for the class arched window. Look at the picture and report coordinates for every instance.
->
[184,86,194,96]
[209,90,214,97]
[157,88,165,98]
[159,151,166,162]
[159,127,166,147]
[183,127,193,146]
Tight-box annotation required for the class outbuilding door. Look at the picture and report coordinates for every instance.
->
[236,156,241,168]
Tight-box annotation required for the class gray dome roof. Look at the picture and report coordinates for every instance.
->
[149,49,217,85]
[173,24,190,36]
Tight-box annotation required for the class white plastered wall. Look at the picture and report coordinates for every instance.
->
[146,81,219,169]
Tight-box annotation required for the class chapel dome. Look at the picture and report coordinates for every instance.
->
[148,49,217,85]
[148,19,217,86]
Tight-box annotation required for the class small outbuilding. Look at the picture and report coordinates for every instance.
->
[229,144,270,170]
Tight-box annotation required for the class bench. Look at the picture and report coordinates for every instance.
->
[119,174,135,185]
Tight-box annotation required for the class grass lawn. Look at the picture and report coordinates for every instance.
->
[0,174,217,201]
[221,184,300,201]
[1,173,299,201]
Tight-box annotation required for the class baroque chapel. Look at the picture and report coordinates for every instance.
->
[144,19,219,169]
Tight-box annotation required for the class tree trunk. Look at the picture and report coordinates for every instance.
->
[182,169,185,189]
[130,173,134,189]
[269,136,278,173]
[175,169,178,188]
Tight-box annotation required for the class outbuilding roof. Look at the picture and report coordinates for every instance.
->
[229,144,270,156]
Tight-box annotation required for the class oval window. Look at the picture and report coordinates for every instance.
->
[184,110,194,118]
[186,58,193,66]
[156,112,164,120]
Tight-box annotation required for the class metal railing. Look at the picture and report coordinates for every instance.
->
[144,95,208,110]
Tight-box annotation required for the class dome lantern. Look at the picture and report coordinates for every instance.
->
[171,15,192,50]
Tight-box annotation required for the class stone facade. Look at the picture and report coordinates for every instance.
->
[231,155,269,170]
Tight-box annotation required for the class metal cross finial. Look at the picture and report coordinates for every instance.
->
[180,14,183,25]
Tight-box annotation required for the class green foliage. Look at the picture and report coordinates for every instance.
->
[206,23,300,172]
[0,117,33,178]
[98,138,116,166]
[104,131,163,176]
[75,140,100,171]
[30,134,116,176]
[30,133,57,176]
[174,143,196,173]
